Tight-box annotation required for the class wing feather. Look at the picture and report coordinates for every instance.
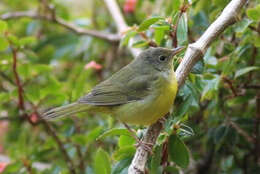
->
[78,66,156,106]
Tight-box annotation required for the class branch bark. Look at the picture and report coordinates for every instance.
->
[1,11,120,42]
[103,0,141,57]
[128,0,247,173]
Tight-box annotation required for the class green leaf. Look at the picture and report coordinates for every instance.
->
[113,146,136,161]
[177,13,188,45]
[132,40,148,48]
[118,135,135,148]
[0,92,10,104]
[235,18,252,34]
[214,125,228,144]
[164,166,179,174]
[17,63,30,79]
[120,31,137,47]
[7,34,19,46]
[221,155,234,171]
[191,60,204,74]
[201,75,220,101]
[85,126,103,144]
[235,66,259,78]
[112,157,132,174]
[253,35,260,47]
[0,36,9,51]
[246,4,260,21]
[0,20,7,34]
[138,17,163,31]
[94,148,111,174]
[175,82,199,117]
[2,161,23,173]
[168,134,190,168]
[154,27,165,45]
[172,0,181,12]
[19,36,37,47]
[25,84,40,104]
[71,134,87,146]
[72,127,103,145]
[97,128,132,140]
[151,145,163,174]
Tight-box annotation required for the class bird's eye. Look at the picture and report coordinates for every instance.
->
[159,55,167,62]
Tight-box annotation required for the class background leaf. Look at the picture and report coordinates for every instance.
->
[138,17,163,31]
[168,134,190,168]
[94,148,111,174]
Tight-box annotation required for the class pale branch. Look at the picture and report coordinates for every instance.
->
[1,11,120,42]
[103,0,141,57]
[128,0,247,173]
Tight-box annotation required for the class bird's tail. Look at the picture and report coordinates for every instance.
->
[41,103,89,120]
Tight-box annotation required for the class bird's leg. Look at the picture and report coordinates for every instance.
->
[158,117,167,125]
[122,122,153,154]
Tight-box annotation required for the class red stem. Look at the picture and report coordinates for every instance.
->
[12,48,25,110]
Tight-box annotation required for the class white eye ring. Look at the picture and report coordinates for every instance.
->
[159,55,167,61]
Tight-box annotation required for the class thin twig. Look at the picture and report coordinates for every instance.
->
[248,25,260,35]
[41,120,77,174]
[6,31,77,173]
[74,118,85,173]
[222,76,238,97]
[0,72,15,85]
[1,11,120,42]
[128,0,247,173]
[228,119,255,143]
[22,159,35,174]
[243,84,260,89]
[11,48,25,110]
[0,116,24,121]
[139,32,157,47]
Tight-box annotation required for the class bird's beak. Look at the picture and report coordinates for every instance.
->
[171,46,185,56]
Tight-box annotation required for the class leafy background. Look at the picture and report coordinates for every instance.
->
[0,0,259,174]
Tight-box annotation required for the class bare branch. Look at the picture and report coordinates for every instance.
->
[128,0,247,173]
[103,0,141,57]
[42,120,77,174]
[1,11,120,42]
[11,48,25,110]
[228,119,255,143]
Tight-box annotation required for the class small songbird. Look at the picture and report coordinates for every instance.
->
[42,47,183,127]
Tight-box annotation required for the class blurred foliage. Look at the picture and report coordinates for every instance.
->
[0,0,260,174]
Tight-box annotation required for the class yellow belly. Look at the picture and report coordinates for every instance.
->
[114,74,178,125]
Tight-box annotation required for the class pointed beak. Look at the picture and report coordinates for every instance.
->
[171,46,185,56]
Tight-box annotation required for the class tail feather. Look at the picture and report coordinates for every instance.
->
[41,103,88,120]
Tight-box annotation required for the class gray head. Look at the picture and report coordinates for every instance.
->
[137,47,184,71]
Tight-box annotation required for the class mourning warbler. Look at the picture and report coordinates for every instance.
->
[42,47,183,125]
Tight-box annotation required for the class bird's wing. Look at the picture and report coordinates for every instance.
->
[78,69,156,106]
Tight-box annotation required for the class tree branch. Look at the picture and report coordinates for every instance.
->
[11,48,25,110]
[1,11,120,42]
[41,120,77,174]
[103,0,141,57]
[128,0,247,173]
[228,119,255,143]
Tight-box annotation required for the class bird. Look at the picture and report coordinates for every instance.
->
[41,47,183,147]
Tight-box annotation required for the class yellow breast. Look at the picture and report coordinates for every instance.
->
[115,71,178,125]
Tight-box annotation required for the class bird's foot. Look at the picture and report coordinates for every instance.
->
[134,140,153,154]
[122,122,153,154]
[158,117,167,125]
